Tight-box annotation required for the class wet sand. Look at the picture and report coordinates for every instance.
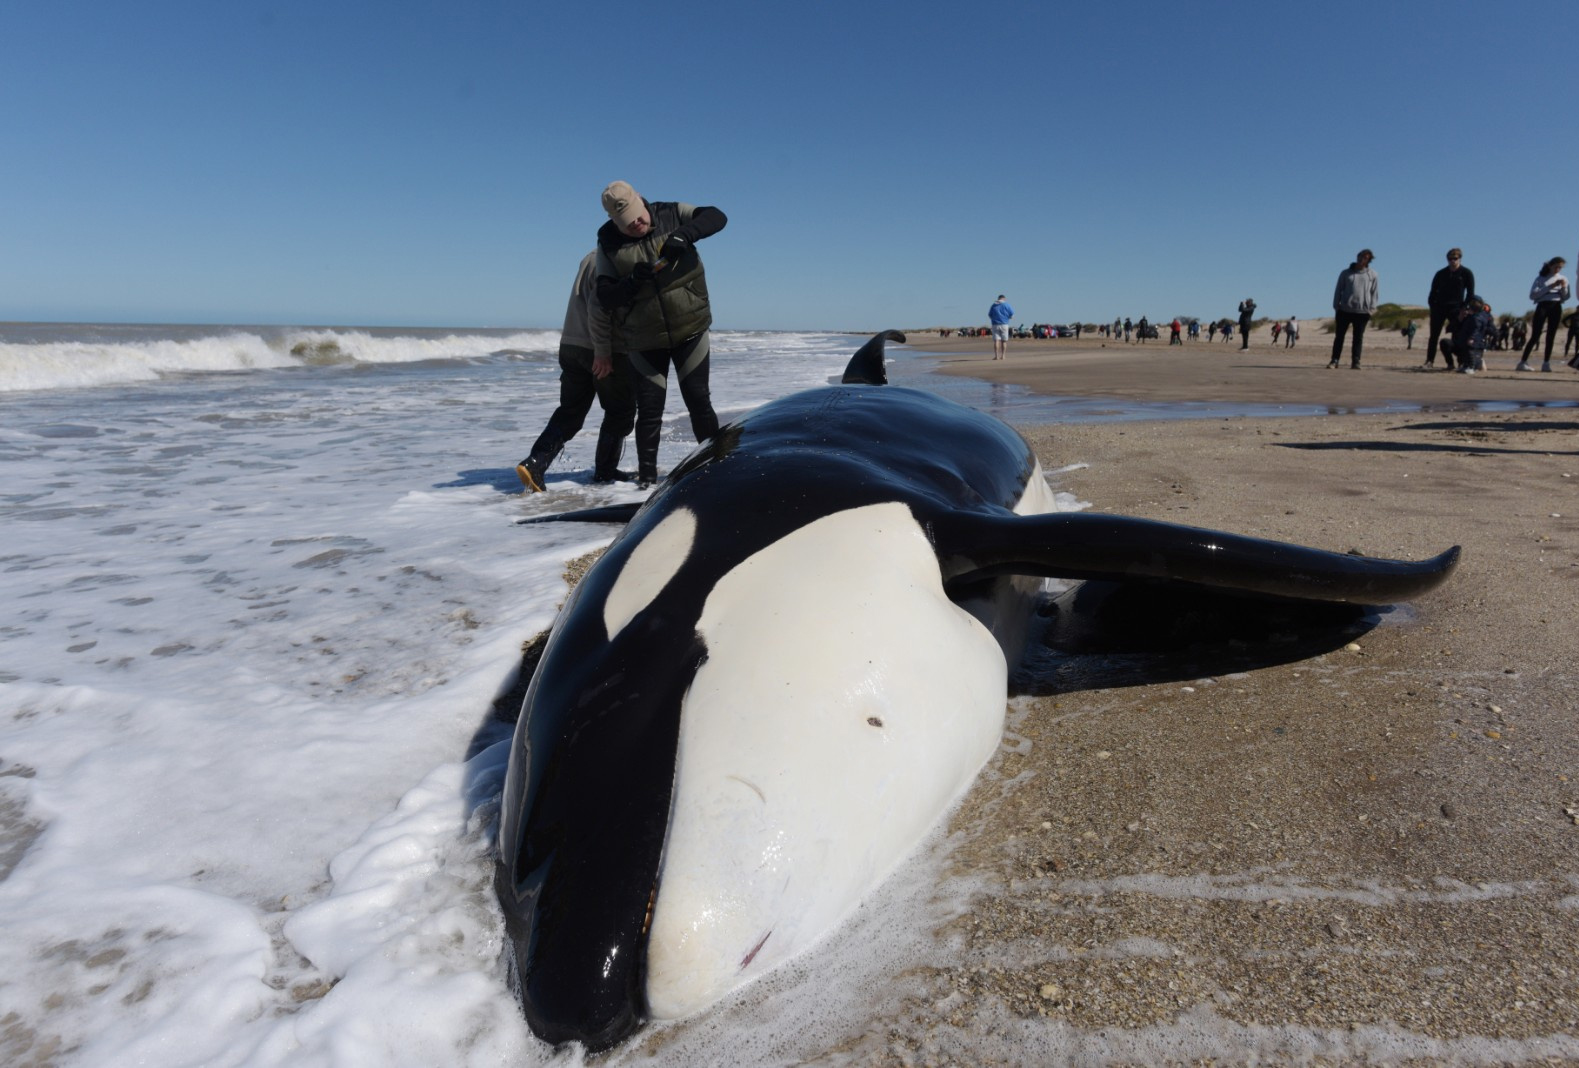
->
[883,331,1579,1063]
[920,326,1579,409]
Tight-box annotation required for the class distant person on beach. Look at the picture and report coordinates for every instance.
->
[1237,298,1256,350]
[594,180,727,487]
[1137,316,1152,343]
[1328,249,1378,370]
[1222,321,1233,342]
[1441,296,1494,375]
[1285,317,1298,348]
[1188,319,1200,340]
[989,295,1014,360]
[1425,248,1475,368]
[1169,318,1182,344]
[516,251,636,492]
[1207,321,1217,342]
[1404,320,1417,349]
[1516,257,1570,372]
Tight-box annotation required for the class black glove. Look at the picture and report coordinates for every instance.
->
[631,260,657,283]
[661,234,691,262]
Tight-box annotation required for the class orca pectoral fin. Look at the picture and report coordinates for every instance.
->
[516,503,644,526]
[839,330,906,385]
[935,511,1460,605]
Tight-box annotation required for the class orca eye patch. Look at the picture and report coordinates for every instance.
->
[603,507,697,638]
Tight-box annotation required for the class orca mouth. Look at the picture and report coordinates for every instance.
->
[498,859,664,1051]
[496,608,708,1051]
[504,925,646,1052]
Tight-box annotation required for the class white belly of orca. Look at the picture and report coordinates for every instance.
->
[644,501,1008,1018]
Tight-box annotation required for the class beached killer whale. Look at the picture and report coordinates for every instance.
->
[495,331,1459,1050]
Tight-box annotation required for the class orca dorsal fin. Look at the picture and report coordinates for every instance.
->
[840,330,906,385]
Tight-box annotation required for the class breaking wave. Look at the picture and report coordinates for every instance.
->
[0,326,561,393]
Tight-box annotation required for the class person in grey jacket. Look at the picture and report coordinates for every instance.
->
[517,251,635,492]
[1328,249,1379,369]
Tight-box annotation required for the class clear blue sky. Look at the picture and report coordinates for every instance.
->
[1,0,1570,330]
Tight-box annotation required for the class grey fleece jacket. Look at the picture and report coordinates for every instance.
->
[560,250,618,358]
[1333,264,1379,315]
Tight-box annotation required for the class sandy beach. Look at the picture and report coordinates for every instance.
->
[920,322,1579,407]
[873,331,1579,1062]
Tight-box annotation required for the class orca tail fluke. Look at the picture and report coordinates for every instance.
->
[937,511,1461,605]
[840,330,906,385]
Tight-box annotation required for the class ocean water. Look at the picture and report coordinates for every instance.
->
[0,324,1096,1067]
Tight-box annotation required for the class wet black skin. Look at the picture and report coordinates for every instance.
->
[494,355,1041,1049]
[495,332,1460,1050]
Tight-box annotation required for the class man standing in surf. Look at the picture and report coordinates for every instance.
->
[593,181,727,488]
[515,251,635,492]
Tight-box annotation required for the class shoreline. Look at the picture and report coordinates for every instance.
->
[883,335,1579,1059]
[903,331,1579,410]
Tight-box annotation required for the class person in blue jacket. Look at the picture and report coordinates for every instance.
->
[1441,296,1494,375]
[988,295,1014,360]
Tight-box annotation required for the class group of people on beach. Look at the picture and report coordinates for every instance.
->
[517,212,1575,493]
[986,247,1576,377]
[515,181,727,492]
[1325,248,1573,374]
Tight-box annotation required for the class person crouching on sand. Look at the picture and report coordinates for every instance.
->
[1442,296,1493,375]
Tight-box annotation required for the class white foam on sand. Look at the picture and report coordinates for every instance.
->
[0,329,880,1066]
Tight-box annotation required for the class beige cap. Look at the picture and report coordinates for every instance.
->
[601,181,645,228]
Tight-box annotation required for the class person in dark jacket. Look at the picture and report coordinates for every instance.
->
[1441,296,1494,375]
[1237,298,1256,350]
[1425,249,1475,369]
[594,181,728,486]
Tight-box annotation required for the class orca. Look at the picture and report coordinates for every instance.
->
[495,330,1459,1050]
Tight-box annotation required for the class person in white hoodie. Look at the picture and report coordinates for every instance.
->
[1328,249,1379,369]
[1516,257,1570,372]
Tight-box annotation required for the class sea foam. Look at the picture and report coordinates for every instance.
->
[0,325,560,393]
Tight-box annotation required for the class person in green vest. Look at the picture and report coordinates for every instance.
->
[594,181,728,487]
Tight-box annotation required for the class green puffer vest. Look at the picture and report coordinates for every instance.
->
[601,202,712,350]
